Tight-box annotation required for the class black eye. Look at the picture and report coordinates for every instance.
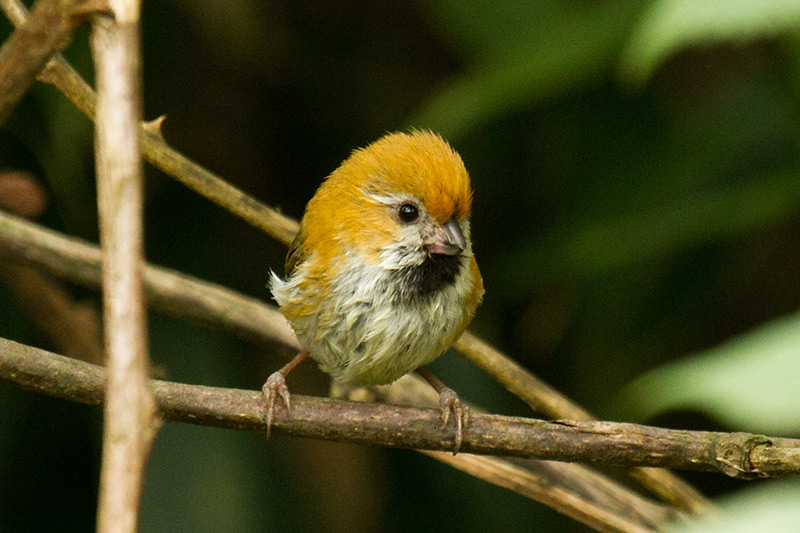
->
[398,203,419,223]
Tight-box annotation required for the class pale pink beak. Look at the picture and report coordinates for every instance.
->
[425,219,466,256]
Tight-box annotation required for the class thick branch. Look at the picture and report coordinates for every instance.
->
[1,337,798,477]
[90,2,157,531]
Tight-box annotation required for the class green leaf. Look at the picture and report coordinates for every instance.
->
[620,0,800,85]
[619,311,800,434]
[666,481,800,533]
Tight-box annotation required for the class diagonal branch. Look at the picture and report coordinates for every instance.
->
[0,210,299,349]
[428,453,665,533]
[0,0,107,125]
[1,0,296,245]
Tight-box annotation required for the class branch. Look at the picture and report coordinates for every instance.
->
[1,337,798,477]
[0,0,107,125]
[1,338,680,533]
[453,332,710,512]
[0,210,299,349]
[429,453,667,533]
[90,1,158,531]
[0,172,104,365]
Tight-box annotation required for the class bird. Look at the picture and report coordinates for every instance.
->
[265,130,484,453]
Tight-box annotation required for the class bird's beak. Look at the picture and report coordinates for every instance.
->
[425,219,466,256]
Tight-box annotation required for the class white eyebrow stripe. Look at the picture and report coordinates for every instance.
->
[367,192,416,205]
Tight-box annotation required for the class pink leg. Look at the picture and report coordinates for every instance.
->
[416,366,470,455]
[262,350,309,438]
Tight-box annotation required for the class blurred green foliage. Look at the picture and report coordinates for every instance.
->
[621,310,800,434]
[620,0,800,84]
[2,0,800,531]
[667,480,800,533]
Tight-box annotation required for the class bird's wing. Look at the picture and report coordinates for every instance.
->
[284,229,306,277]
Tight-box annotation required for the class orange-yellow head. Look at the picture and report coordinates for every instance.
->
[292,130,475,275]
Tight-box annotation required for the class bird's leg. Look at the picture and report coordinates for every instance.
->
[416,366,470,455]
[262,350,309,438]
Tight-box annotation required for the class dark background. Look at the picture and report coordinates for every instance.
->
[2,1,800,531]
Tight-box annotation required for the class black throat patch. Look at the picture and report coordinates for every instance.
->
[391,253,464,304]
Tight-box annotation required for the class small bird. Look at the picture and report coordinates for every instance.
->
[266,130,484,452]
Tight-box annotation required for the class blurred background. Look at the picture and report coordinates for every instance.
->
[2,0,800,531]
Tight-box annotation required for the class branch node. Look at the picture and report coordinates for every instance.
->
[715,433,772,479]
[36,61,60,85]
[142,115,167,140]
[71,0,114,22]
[147,410,164,442]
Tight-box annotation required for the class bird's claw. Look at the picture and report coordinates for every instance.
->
[262,371,291,438]
[438,387,469,455]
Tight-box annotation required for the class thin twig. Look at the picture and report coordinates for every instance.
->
[1,0,296,245]
[90,1,158,531]
[456,332,593,420]
[0,0,709,513]
[139,122,298,246]
[425,453,658,533]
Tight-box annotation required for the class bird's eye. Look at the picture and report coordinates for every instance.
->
[398,203,419,223]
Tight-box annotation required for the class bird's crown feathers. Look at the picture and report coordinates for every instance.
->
[338,130,473,224]
[292,130,473,272]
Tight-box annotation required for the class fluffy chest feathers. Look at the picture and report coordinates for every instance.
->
[271,251,481,385]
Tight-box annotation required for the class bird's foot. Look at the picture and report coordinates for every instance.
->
[262,371,291,438]
[438,387,470,455]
